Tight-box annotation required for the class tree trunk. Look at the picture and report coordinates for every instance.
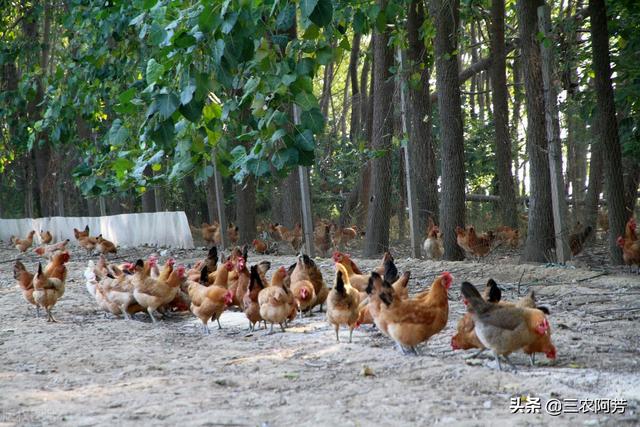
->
[364,0,394,257]
[205,175,217,223]
[511,52,523,198]
[349,33,362,142]
[141,166,156,212]
[623,160,640,216]
[584,140,603,227]
[235,176,257,245]
[589,0,626,264]
[517,0,555,262]
[320,61,334,119]
[490,0,518,228]
[407,0,439,230]
[469,22,478,120]
[430,0,466,261]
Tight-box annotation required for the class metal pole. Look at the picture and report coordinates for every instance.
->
[538,5,571,263]
[293,105,315,257]
[397,47,421,258]
[212,150,228,250]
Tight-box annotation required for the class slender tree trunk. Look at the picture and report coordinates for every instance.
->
[141,166,156,212]
[407,0,439,229]
[511,53,523,197]
[364,0,394,257]
[235,176,257,245]
[490,0,518,228]
[470,22,478,121]
[517,0,555,262]
[349,33,362,142]
[320,62,334,119]
[430,0,466,260]
[205,175,217,223]
[623,160,639,216]
[589,0,626,264]
[584,140,603,227]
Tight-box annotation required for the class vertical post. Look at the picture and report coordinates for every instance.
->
[397,47,421,258]
[293,105,315,257]
[98,197,106,216]
[212,150,228,250]
[538,5,570,263]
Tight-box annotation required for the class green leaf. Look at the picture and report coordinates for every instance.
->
[270,129,287,143]
[309,0,333,27]
[277,4,296,30]
[302,24,320,40]
[300,108,325,133]
[180,84,196,105]
[199,2,222,33]
[156,93,180,120]
[203,103,222,121]
[246,158,270,176]
[108,120,129,146]
[295,92,319,111]
[221,12,238,34]
[272,148,298,170]
[296,58,315,76]
[150,120,175,144]
[179,99,204,122]
[353,11,366,34]
[295,130,315,151]
[315,46,333,65]
[300,0,319,18]
[146,59,164,84]
[282,74,297,86]
[118,88,137,104]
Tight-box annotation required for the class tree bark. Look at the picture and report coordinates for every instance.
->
[517,0,555,262]
[364,0,394,257]
[584,140,603,227]
[490,0,518,228]
[141,166,156,212]
[349,33,362,142]
[511,52,523,197]
[235,176,257,245]
[623,160,639,216]
[589,0,626,264]
[407,0,439,230]
[430,0,466,260]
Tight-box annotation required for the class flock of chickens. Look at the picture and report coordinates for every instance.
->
[8,216,639,371]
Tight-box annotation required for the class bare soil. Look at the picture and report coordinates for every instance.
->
[0,239,639,426]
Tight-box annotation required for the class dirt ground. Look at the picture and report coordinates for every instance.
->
[0,238,639,426]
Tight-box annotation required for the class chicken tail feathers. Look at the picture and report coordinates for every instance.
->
[461,282,489,313]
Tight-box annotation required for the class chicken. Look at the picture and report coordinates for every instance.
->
[326,264,360,343]
[373,251,399,283]
[597,211,609,233]
[625,217,637,241]
[187,246,218,282]
[302,256,329,312]
[466,226,495,259]
[44,252,70,284]
[391,271,411,300]
[423,224,443,260]
[188,266,234,333]
[12,230,36,252]
[34,239,70,259]
[331,224,358,249]
[289,255,317,316]
[482,279,502,303]
[370,271,451,355]
[314,223,331,257]
[332,252,370,291]
[275,223,302,251]
[40,230,53,244]
[252,239,269,254]
[201,222,218,245]
[495,226,520,248]
[32,263,65,322]
[243,265,266,331]
[256,260,271,289]
[460,281,552,371]
[569,223,593,256]
[617,236,640,273]
[132,258,185,323]
[451,312,484,352]
[85,261,144,319]
[14,261,37,315]
[77,235,98,254]
[228,223,240,244]
[74,225,90,239]
[96,234,117,255]
[258,266,294,333]
[228,257,250,309]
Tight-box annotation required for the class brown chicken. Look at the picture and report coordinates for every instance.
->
[201,222,218,245]
[32,263,65,322]
[243,265,266,331]
[40,230,53,244]
[372,252,399,283]
[461,282,552,371]
[132,259,185,323]
[12,230,36,252]
[258,266,295,333]
[187,246,218,282]
[44,252,71,284]
[74,225,90,239]
[78,235,98,254]
[275,223,302,251]
[617,236,640,273]
[228,257,250,309]
[227,223,240,245]
[466,226,495,259]
[495,226,520,248]
[569,223,593,256]
[423,224,444,260]
[14,261,38,315]
[314,223,331,257]
[96,234,117,255]
[289,255,317,316]
[370,271,452,355]
[34,239,70,259]
[332,252,370,291]
[331,224,358,249]
[326,264,361,343]
[189,266,234,333]
[252,239,269,254]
